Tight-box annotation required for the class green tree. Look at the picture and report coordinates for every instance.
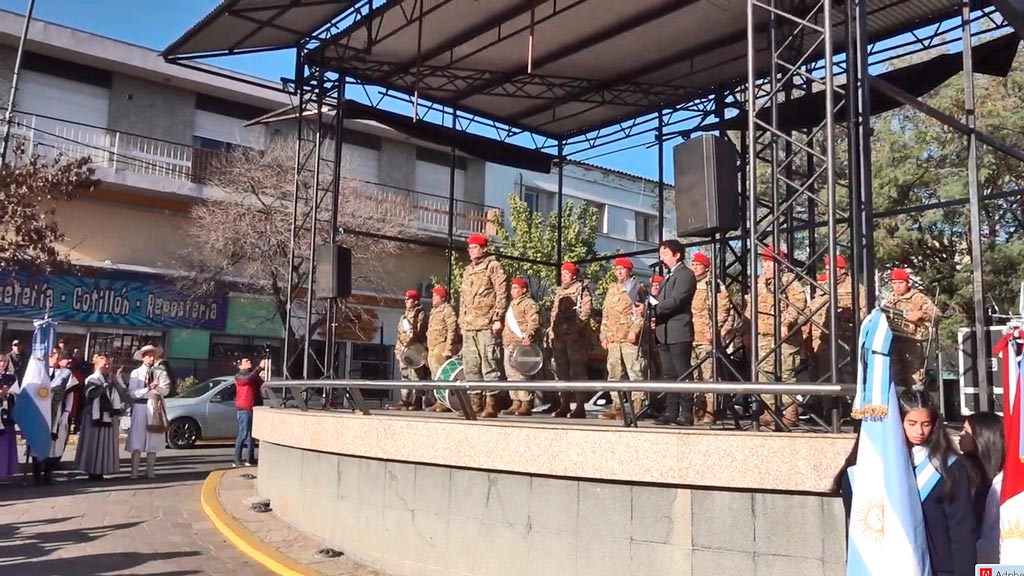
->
[871,51,1024,348]
[432,194,607,322]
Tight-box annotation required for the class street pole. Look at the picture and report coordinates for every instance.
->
[1,0,36,165]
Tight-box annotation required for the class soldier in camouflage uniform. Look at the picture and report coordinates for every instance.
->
[390,289,428,411]
[598,258,647,420]
[547,262,592,419]
[459,234,509,416]
[646,275,664,381]
[426,285,458,412]
[884,268,939,391]
[809,256,865,386]
[502,278,541,417]
[743,246,806,427]
[689,252,737,424]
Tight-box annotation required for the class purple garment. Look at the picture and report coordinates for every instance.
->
[0,428,16,479]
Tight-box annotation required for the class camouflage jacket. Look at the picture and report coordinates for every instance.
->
[600,279,643,344]
[549,280,592,337]
[692,273,737,346]
[427,302,458,354]
[502,295,541,347]
[809,275,866,349]
[459,255,509,331]
[744,273,806,341]
[884,288,939,340]
[396,305,427,348]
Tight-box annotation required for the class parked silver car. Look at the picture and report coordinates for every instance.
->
[163,376,327,449]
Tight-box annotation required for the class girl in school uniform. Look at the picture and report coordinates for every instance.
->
[959,411,1004,564]
[898,389,978,576]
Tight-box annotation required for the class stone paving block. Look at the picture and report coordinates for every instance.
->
[414,464,452,516]
[358,458,386,505]
[449,469,488,520]
[631,485,691,545]
[529,476,578,534]
[577,536,630,576]
[529,528,577,576]
[481,522,530,576]
[822,496,848,562]
[691,549,754,576]
[579,481,631,540]
[754,492,824,559]
[338,455,361,500]
[410,511,449,569]
[691,490,754,553]
[758,554,825,576]
[482,472,531,528]
[445,515,485,574]
[629,540,689,576]
[382,506,414,561]
[385,461,417,511]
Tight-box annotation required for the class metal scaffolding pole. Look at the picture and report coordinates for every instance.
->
[0,0,35,165]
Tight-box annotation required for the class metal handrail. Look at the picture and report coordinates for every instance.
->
[262,379,857,432]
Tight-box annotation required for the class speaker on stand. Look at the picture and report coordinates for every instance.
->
[314,244,353,299]
[672,134,741,238]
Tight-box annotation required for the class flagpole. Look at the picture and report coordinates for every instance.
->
[0,0,37,165]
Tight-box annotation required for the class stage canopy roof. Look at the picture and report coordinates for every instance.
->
[165,0,989,140]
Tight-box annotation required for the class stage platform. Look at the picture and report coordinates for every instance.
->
[254,407,853,576]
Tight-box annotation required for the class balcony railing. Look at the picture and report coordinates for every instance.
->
[7,112,501,237]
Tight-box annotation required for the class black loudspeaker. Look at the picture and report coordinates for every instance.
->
[673,134,740,237]
[314,244,352,299]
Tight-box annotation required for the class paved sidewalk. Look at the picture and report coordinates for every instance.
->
[0,444,273,576]
[217,468,381,576]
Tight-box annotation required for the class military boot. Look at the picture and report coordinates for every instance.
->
[598,407,622,420]
[515,399,534,416]
[502,400,522,416]
[469,393,485,416]
[782,403,800,427]
[481,395,499,418]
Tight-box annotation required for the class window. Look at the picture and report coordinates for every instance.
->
[636,213,658,243]
[521,186,554,215]
[576,199,608,233]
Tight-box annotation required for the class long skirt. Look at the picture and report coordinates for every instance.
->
[49,412,70,459]
[74,416,121,475]
[126,404,164,454]
[0,429,16,479]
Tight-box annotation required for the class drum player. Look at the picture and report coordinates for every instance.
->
[426,285,459,412]
[500,277,542,417]
[390,289,429,411]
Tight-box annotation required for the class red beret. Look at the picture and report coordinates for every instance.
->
[825,255,847,268]
[405,289,420,299]
[817,273,828,282]
[691,252,711,267]
[561,262,578,275]
[761,245,786,260]
[891,268,910,281]
[432,286,448,298]
[612,257,633,270]
[467,234,488,247]
[652,275,664,284]
[511,277,529,290]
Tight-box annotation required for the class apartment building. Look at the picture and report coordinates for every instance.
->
[0,11,674,381]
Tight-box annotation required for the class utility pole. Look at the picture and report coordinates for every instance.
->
[1,0,37,165]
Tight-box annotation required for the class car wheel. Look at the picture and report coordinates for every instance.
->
[166,418,201,449]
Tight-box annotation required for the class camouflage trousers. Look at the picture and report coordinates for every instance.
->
[811,337,856,385]
[400,364,429,405]
[463,329,501,397]
[891,340,926,390]
[692,343,715,414]
[606,342,646,412]
[504,349,534,402]
[756,339,801,409]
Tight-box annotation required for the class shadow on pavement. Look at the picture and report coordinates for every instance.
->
[0,551,203,576]
[0,519,146,563]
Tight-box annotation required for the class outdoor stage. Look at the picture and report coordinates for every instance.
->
[254,407,853,576]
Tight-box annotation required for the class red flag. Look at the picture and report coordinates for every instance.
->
[999,329,1024,506]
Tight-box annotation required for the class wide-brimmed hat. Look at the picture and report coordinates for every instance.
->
[133,344,164,361]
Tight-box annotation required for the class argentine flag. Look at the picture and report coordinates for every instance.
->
[12,318,58,460]
[846,309,930,576]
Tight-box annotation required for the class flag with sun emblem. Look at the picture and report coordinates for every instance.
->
[11,317,58,460]
[846,309,930,576]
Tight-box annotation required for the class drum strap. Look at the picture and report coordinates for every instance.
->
[401,316,412,335]
[506,306,524,338]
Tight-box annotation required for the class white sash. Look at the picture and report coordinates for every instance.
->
[506,306,524,338]
[401,316,412,335]
[915,455,957,502]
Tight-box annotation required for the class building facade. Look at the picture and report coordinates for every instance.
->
[0,10,675,382]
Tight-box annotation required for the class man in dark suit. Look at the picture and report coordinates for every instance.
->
[650,239,697,426]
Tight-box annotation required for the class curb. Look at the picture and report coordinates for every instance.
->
[200,469,325,576]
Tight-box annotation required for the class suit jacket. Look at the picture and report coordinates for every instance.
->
[654,263,696,344]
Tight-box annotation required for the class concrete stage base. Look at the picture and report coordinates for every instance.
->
[254,408,854,576]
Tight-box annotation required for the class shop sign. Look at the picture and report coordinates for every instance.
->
[0,270,228,331]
